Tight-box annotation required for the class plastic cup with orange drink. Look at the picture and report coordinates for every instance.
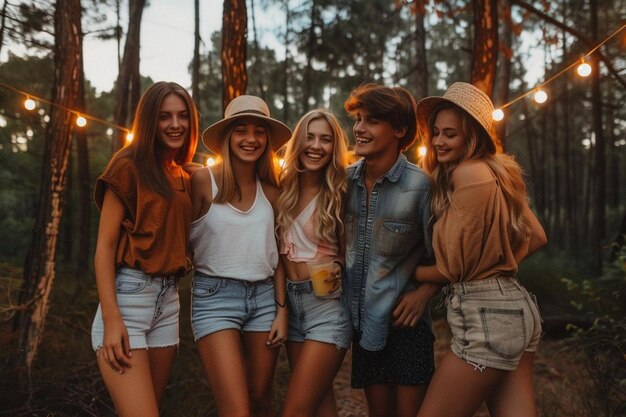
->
[307,257,341,298]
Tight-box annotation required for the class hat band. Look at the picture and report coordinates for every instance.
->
[230,109,268,117]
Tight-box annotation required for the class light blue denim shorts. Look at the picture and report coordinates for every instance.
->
[444,275,542,371]
[91,268,180,350]
[191,271,276,341]
[286,278,353,349]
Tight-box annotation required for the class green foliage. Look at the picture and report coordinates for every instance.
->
[518,251,590,310]
[562,241,626,417]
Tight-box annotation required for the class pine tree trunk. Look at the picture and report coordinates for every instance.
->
[470,0,498,96]
[494,0,512,148]
[222,0,248,111]
[17,0,82,369]
[76,68,90,281]
[113,0,146,151]
[250,0,265,100]
[281,1,290,122]
[413,0,428,99]
[303,0,319,113]
[590,0,605,274]
[192,0,200,101]
[0,0,8,56]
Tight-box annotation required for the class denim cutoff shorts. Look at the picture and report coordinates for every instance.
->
[286,279,352,349]
[191,271,276,341]
[91,267,180,351]
[445,275,542,371]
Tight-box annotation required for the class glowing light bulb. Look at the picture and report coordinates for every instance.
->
[534,89,548,104]
[279,158,286,168]
[106,128,113,136]
[125,132,134,143]
[577,61,592,77]
[24,98,36,111]
[206,157,216,167]
[76,115,87,127]
[492,109,504,121]
[418,146,427,157]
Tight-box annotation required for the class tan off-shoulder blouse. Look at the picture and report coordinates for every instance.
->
[432,178,518,283]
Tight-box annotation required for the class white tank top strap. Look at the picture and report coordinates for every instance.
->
[189,171,278,281]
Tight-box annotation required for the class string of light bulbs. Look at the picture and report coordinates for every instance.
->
[491,22,625,122]
[0,81,133,142]
[0,22,624,142]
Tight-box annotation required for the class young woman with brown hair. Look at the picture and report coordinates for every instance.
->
[91,81,199,417]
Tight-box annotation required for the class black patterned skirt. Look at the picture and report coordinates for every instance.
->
[351,319,435,388]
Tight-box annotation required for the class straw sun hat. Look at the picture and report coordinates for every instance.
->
[416,82,496,152]
[202,95,292,153]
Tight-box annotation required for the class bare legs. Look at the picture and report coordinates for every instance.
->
[97,346,176,417]
[364,383,428,417]
[196,329,279,417]
[486,352,538,417]
[282,340,347,417]
[416,351,537,417]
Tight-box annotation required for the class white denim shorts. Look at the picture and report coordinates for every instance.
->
[444,275,542,371]
[91,268,180,350]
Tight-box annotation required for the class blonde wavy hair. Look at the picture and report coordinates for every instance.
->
[420,103,531,249]
[214,121,279,204]
[276,109,348,243]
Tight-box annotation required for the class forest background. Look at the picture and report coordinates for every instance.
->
[0,0,624,416]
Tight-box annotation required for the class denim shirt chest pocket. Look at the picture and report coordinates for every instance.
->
[377,219,415,256]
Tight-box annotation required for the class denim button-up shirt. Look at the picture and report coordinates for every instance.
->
[343,154,433,351]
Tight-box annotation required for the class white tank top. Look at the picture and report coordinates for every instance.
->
[189,167,278,281]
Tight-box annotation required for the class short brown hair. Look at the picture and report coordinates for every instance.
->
[344,83,418,151]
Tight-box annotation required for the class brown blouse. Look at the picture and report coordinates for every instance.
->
[94,156,192,276]
[432,178,518,283]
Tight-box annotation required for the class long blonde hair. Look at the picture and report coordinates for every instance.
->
[276,109,348,243]
[420,103,531,249]
[214,120,279,204]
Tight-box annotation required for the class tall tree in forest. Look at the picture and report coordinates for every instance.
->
[249,0,266,100]
[409,0,428,99]
[16,0,82,368]
[589,0,605,274]
[281,0,291,121]
[75,67,90,281]
[0,0,8,56]
[494,0,513,147]
[221,0,248,110]
[302,0,319,113]
[471,0,498,96]
[112,0,146,151]
[192,0,200,101]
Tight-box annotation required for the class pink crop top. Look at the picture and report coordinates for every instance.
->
[279,195,339,262]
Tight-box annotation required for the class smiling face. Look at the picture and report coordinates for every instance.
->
[431,108,467,164]
[228,116,269,163]
[352,108,405,162]
[299,118,334,172]
[157,93,189,153]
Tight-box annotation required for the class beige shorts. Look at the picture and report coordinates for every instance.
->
[444,275,542,371]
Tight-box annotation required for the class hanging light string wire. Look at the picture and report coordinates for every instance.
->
[0,81,130,133]
[499,22,625,110]
[0,22,624,126]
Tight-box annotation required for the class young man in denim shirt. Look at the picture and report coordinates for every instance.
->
[343,84,441,417]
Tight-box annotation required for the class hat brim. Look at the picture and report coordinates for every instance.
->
[202,113,292,153]
[416,96,495,153]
